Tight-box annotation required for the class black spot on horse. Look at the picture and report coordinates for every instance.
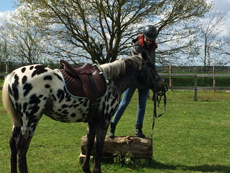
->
[12,74,19,101]
[71,113,76,117]
[43,75,52,80]
[74,104,79,108]
[15,102,22,112]
[23,103,28,113]
[61,104,68,109]
[23,83,32,97]
[61,110,68,114]
[83,100,88,107]
[65,94,72,102]
[54,73,63,81]
[45,84,50,88]
[27,96,40,117]
[22,76,27,84]
[110,97,117,107]
[102,101,106,112]
[29,94,41,104]
[31,65,48,77]
[78,108,83,114]
[8,85,12,96]
[57,89,65,103]
[21,68,26,73]
[30,66,34,70]
[52,94,57,101]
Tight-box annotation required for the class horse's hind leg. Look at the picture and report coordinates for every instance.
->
[9,126,21,173]
[82,123,96,173]
[15,116,41,173]
[93,120,110,173]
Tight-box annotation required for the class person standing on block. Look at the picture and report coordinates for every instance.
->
[108,25,163,138]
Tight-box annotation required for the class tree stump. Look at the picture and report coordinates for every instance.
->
[81,135,152,159]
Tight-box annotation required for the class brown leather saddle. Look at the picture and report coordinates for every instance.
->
[58,60,108,102]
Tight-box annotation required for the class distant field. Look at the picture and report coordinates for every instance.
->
[0,89,229,173]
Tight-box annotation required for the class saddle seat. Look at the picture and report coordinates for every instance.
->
[58,60,108,101]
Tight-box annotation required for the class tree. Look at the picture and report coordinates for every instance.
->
[18,0,210,64]
[196,12,226,72]
[0,4,48,65]
[0,32,11,62]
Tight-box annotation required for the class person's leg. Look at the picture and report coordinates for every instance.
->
[111,87,136,124]
[135,88,149,137]
[108,87,135,138]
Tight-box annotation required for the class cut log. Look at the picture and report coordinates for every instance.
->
[81,135,152,159]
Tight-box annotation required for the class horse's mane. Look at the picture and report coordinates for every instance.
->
[99,55,143,79]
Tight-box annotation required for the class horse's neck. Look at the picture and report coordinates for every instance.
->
[112,69,137,95]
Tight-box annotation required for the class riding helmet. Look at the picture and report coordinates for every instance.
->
[143,25,158,41]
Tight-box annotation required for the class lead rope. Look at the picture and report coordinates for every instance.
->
[150,87,167,138]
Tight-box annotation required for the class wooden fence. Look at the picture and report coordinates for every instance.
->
[159,73,230,101]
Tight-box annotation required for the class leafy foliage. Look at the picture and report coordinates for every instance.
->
[14,0,210,64]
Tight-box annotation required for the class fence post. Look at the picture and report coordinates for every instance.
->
[169,65,172,91]
[5,64,9,73]
[213,65,216,93]
[194,74,197,101]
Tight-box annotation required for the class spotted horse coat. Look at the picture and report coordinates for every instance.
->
[2,53,159,173]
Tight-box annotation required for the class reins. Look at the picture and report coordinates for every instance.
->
[150,85,168,138]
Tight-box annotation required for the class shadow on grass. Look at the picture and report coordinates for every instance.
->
[151,160,230,173]
[101,157,230,173]
[182,164,230,173]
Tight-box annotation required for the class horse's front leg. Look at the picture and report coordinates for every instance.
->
[82,122,96,173]
[93,120,110,173]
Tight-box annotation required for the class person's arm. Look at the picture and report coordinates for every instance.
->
[130,45,143,56]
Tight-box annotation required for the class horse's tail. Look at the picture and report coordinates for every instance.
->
[2,72,22,126]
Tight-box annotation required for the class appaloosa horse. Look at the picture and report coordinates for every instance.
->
[2,53,162,173]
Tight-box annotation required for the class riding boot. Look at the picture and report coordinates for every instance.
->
[134,124,145,137]
[108,122,116,138]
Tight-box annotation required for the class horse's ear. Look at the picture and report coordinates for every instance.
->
[141,51,148,61]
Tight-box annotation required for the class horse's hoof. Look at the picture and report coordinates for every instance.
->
[82,167,92,173]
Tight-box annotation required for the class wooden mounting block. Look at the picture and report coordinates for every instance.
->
[80,135,152,161]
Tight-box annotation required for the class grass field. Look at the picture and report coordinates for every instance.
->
[0,89,230,173]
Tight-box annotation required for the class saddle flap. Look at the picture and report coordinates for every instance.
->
[78,69,106,101]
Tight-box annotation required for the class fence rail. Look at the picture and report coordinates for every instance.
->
[159,73,230,101]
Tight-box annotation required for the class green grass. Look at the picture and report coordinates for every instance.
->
[0,89,230,173]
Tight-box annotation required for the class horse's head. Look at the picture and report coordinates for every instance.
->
[137,52,167,93]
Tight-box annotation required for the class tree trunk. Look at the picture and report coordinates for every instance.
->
[81,135,153,159]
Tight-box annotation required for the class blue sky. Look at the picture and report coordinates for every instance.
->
[0,0,16,12]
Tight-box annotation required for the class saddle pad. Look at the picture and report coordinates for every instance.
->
[58,69,88,98]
